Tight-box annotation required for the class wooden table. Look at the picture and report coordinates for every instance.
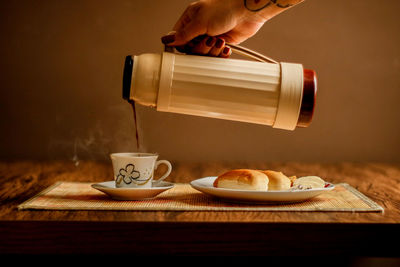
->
[1,160,400,257]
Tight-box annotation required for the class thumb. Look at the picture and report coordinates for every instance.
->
[162,25,205,47]
[174,21,206,46]
[162,16,206,46]
[162,2,209,46]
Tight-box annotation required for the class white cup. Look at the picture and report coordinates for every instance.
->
[110,153,172,188]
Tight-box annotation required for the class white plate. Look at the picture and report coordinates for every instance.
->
[91,181,174,200]
[190,176,334,204]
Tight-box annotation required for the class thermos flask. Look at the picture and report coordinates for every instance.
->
[122,44,317,130]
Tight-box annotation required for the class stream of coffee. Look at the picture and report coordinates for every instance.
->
[128,100,140,149]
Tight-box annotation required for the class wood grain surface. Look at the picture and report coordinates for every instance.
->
[1,160,400,255]
[1,160,399,222]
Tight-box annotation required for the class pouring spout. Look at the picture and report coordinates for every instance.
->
[122,55,133,101]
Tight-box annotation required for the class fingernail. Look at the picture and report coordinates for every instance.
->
[206,37,215,47]
[161,33,175,44]
[223,46,230,54]
[215,38,224,48]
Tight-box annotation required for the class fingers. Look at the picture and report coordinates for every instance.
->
[219,46,232,58]
[208,38,226,57]
[190,36,231,58]
[189,35,215,55]
[165,35,231,58]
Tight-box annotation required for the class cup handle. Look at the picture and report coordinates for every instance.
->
[153,160,172,185]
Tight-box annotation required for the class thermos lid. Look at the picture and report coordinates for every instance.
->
[297,69,317,127]
[228,43,317,129]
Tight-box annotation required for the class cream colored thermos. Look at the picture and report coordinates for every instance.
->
[122,45,317,130]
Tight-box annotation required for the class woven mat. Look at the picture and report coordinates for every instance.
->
[18,182,383,212]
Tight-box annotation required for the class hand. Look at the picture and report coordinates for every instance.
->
[161,0,267,58]
[161,0,303,58]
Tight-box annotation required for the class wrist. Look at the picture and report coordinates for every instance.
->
[243,0,304,22]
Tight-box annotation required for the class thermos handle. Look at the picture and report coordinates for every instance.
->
[226,43,279,64]
[164,43,278,64]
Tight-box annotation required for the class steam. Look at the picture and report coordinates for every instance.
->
[48,103,147,165]
[70,121,112,166]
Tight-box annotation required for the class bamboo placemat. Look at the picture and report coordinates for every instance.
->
[18,182,383,212]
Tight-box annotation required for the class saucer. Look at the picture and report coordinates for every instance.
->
[91,181,174,200]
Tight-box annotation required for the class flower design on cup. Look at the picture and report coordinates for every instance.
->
[116,164,142,186]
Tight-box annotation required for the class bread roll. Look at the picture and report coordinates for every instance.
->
[292,176,325,189]
[261,170,291,191]
[213,169,269,190]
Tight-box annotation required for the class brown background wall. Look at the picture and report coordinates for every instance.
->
[1,0,399,163]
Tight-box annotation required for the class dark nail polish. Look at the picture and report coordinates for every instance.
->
[215,38,224,48]
[206,37,214,47]
[223,46,230,54]
[161,34,175,44]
